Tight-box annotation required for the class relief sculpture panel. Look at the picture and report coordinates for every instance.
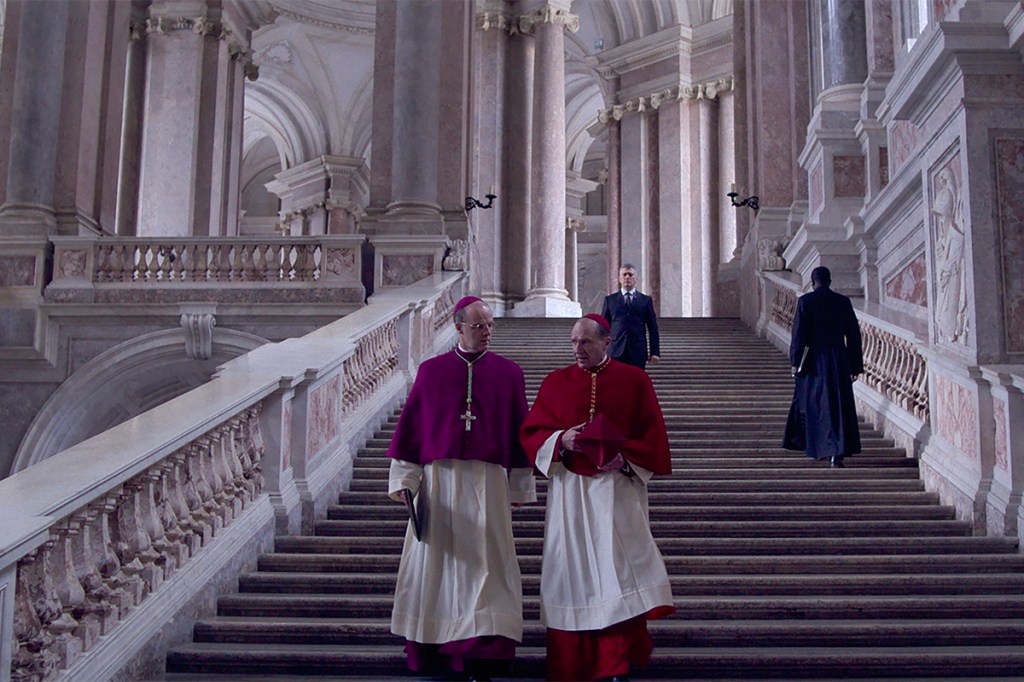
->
[929,154,969,347]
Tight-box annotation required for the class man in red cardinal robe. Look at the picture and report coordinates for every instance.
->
[520,313,675,682]
[388,296,537,680]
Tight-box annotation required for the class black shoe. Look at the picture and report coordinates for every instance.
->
[831,457,845,468]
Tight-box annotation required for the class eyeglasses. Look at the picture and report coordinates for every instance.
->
[460,322,495,331]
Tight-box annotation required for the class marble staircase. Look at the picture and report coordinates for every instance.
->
[164,318,1024,680]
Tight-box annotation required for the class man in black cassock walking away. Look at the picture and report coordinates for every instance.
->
[601,263,660,369]
[783,266,864,467]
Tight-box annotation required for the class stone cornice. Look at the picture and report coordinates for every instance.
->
[597,76,734,123]
[268,3,374,35]
[596,24,732,78]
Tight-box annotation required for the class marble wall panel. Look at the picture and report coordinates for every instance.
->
[0,309,35,346]
[993,137,1024,354]
[282,399,293,471]
[810,161,824,213]
[934,374,978,461]
[0,256,36,287]
[57,249,88,279]
[884,251,928,308]
[993,396,1008,472]
[889,120,919,174]
[382,255,433,286]
[879,147,890,188]
[323,247,358,281]
[307,375,340,458]
[933,0,959,22]
[834,155,866,197]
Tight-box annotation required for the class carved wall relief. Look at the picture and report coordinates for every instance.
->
[929,156,969,346]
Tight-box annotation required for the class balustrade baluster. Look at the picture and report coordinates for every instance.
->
[12,551,60,682]
[110,488,148,608]
[156,459,190,571]
[138,470,174,581]
[73,506,118,636]
[45,523,85,668]
[94,493,132,617]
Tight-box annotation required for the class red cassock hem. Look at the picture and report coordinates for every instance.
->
[404,635,516,676]
[545,607,675,681]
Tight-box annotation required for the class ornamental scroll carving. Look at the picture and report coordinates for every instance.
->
[757,239,787,271]
[130,16,258,80]
[518,6,580,34]
[180,312,216,360]
[598,76,734,123]
[443,239,469,271]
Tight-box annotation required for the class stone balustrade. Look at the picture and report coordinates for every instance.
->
[761,272,930,423]
[45,235,367,305]
[0,272,466,682]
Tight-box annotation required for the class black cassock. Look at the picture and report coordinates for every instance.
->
[782,286,864,459]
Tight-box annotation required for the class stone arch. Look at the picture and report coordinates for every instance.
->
[12,328,268,474]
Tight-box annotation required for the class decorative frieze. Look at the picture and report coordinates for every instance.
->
[597,76,734,123]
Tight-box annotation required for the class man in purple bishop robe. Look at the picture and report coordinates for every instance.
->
[387,296,537,681]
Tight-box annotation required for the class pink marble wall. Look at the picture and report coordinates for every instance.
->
[885,251,928,307]
[889,120,919,173]
[879,147,890,188]
[282,399,293,471]
[0,256,36,286]
[934,374,978,461]
[382,254,433,286]
[58,249,88,279]
[323,247,358,280]
[994,137,1024,354]
[834,155,866,197]
[993,397,1008,472]
[308,375,340,457]
[810,161,824,213]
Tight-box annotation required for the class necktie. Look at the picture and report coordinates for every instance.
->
[626,292,634,306]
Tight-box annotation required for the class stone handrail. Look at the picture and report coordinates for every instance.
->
[762,272,930,422]
[0,271,466,682]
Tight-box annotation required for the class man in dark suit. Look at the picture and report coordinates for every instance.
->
[782,266,864,468]
[601,263,660,369]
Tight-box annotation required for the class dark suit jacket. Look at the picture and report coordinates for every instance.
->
[601,291,660,368]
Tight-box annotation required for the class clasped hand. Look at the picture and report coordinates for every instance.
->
[560,423,628,475]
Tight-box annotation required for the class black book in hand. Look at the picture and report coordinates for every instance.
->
[401,488,422,541]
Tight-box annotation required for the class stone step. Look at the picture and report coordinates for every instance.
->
[270,535,1018,557]
[328,504,958,522]
[164,641,1024,678]
[346,476,926,493]
[349,464,923,479]
[314,518,971,539]
[255,552,1024,576]
[213,593,1024,620]
[235,572,1024,598]
[187,616,1024,648]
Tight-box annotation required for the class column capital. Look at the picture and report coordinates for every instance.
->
[598,76,734,122]
[518,5,579,35]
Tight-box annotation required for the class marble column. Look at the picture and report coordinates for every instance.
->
[509,2,580,318]
[606,119,621,291]
[266,157,367,237]
[135,0,266,237]
[470,5,510,312]
[619,113,650,289]
[53,0,130,236]
[115,8,148,236]
[502,22,534,305]
[566,172,597,305]
[785,0,869,293]
[0,0,70,232]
